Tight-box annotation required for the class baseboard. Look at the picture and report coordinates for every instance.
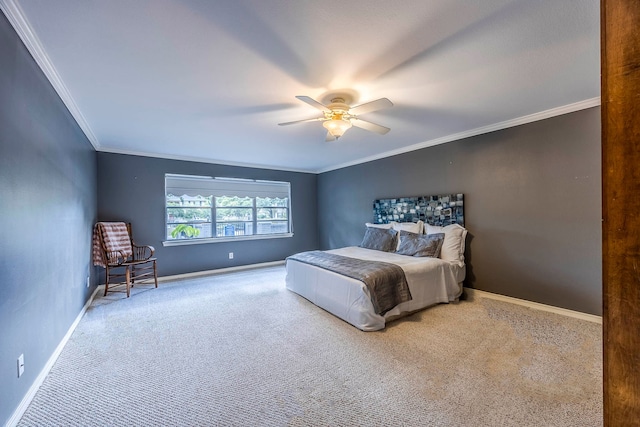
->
[95,260,286,288]
[157,260,286,283]
[5,286,102,427]
[464,287,602,324]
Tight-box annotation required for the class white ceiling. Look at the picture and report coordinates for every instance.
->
[1,0,600,173]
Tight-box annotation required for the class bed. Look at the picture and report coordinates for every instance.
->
[286,194,467,331]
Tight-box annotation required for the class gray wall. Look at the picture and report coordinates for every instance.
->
[97,153,318,277]
[0,13,98,425]
[318,107,602,315]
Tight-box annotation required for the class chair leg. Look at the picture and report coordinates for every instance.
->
[104,266,110,296]
[153,260,158,289]
[125,266,131,298]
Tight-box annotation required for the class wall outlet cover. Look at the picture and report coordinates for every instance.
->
[18,354,24,378]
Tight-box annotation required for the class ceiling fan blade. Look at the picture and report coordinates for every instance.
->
[296,95,331,113]
[325,131,336,142]
[351,118,391,135]
[349,98,393,116]
[278,116,325,126]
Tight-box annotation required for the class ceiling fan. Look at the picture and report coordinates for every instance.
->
[278,95,393,141]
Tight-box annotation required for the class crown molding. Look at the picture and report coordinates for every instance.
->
[97,147,314,174]
[0,0,100,149]
[316,97,601,173]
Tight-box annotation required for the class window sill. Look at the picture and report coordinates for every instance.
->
[162,233,294,247]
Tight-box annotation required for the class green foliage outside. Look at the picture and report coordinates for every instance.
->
[256,197,288,207]
[257,207,287,220]
[216,196,253,207]
[171,224,201,239]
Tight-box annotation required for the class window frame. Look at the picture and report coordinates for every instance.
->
[163,174,293,246]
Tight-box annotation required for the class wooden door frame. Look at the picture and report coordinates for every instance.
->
[601,0,640,424]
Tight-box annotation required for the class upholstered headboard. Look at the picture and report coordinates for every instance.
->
[373,194,464,227]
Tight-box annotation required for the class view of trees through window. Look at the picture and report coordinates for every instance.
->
[166,194,289,240]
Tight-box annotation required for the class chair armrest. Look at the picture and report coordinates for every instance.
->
[106,250,130,266]
[132,244,155,261]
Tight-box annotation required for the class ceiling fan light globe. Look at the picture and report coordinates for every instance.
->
[323,118,352,138]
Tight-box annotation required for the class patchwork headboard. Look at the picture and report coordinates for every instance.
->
[373,194,464,227]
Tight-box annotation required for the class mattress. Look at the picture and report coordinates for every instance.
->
[285,246,465,331]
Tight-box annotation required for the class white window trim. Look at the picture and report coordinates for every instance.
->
[162,232,294,247]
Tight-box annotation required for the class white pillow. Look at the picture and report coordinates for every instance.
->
[391,220,424,234]
[365,222,393,229]
[391,221,424,250]
[425,223,467,263]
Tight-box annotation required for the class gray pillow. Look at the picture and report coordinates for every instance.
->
[360,227,398,252]
[396,231,445,257]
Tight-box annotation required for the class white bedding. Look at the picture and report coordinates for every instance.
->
[285,246,465,331]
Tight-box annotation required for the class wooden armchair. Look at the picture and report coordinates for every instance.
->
[93,222,158,297]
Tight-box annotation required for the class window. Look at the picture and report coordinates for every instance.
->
[165,174,292,244]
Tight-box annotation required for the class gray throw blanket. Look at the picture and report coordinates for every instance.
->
[287,251,412,315]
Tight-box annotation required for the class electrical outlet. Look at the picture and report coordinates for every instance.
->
[86,276,90,288]
[17,354,24,378]
[229,252,234,259]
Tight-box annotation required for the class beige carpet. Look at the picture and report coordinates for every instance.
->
[18,266,602,426]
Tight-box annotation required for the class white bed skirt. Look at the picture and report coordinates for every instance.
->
[285,247,465,331]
